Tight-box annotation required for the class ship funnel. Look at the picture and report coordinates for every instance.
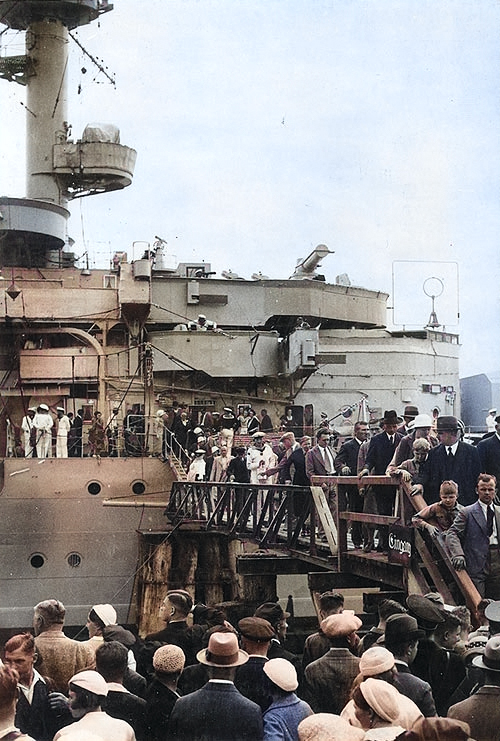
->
[290,244,334,280]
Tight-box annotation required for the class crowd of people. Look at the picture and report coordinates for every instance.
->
[169,402,500,599]
[2,589,500,740]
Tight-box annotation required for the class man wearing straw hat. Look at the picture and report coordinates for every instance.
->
[167,631,263,740]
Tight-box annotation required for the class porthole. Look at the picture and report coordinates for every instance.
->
[132,481,146,495]
[87,481,102,495]
[67,553,82,568]
[30,553,45,569]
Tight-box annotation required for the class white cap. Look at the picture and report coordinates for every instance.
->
[195,449,205,456]
[156,409,165,416]
[56,407,65,413]
[39,404,49,412]
[69,670,108,697]
[91,603,117,626]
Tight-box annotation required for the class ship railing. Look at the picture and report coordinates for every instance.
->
[166,481,317,552]
[163,428,190,478]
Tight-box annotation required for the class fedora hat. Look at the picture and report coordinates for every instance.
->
[197,631,248,667]
[473,635,500,672]
[254,601,290,627]
[403,405,419,419]
[379,410,402,425]
[436,415,459,432]
[384,614,425,646]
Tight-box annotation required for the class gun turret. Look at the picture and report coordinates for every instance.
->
[289,244,334,280]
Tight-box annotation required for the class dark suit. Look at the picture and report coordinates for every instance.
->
[167,680,263,741]
[335,437,363,546]
[411,638,465,717]
[418,442,481,505]
[364,431,403,549]
[448,684,500,741]
[393,661,437,717]
[234,655,272,712]
[477,433,500,483]
[446,500,500,598]
[145,620,204,666]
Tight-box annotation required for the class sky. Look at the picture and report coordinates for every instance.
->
[1,0,499,378]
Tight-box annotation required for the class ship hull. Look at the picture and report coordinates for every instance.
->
[0,457,171,630]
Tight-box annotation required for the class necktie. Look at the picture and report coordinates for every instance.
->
[447,447,453,457]
[487,506,494,537]
[322,447,333,474]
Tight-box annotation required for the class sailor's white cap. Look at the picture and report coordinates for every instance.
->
[39,404,49,412]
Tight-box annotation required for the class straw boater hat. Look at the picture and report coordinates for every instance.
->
[196,631,248,667]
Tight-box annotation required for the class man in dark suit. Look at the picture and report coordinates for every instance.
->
[334,421,368,548]
[414,415,481,505]
[359,410,403,552]
[446,473,500,599]
[167,631,263,741]
[383,613,437,718]
[448,635,500,740]
[477,415,500,484]
[145,590,204,666]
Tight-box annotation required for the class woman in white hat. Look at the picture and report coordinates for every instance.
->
[262,658,312,741]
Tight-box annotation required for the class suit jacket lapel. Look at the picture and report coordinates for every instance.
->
[471,501,488,534]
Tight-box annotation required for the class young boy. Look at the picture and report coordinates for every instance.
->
[412,480,462,537]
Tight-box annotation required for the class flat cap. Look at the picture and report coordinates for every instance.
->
[321,611,362,638]
[238,616,275,642]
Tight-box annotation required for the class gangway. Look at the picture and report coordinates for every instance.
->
[163,474,481,621]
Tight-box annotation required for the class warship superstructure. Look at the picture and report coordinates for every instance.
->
[0,1,459,630]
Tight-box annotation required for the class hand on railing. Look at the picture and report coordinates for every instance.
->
[393,468,412,482]
[426,525,440,539]
[410,483,424,497]
[452,556,466,570]
[358,468,369,478]
[341,465,351,475]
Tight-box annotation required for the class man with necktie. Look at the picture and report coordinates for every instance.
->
[446,474,500,599]
[359,410,403,552]
[413,415,481,505]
